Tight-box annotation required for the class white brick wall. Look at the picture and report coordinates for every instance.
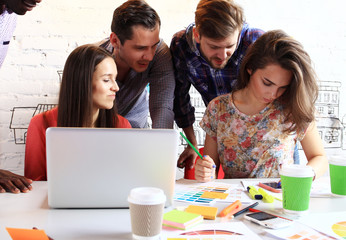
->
[0,0,345,175]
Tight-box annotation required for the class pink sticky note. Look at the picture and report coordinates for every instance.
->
[6,228,49,240]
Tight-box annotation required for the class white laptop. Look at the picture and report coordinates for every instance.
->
[46,128,179,208]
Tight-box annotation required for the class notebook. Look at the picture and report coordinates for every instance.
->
[46,127,179,208]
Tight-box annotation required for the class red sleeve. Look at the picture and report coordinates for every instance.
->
[117,115,132,128]
[24,108,58,181]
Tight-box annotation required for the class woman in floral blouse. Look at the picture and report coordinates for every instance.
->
[195,30,328,182]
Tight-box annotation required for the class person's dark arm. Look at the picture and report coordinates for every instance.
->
[0,169,32,193]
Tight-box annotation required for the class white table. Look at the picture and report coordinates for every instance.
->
[0,177,344,240]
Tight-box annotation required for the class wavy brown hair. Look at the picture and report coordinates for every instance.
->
[57,44,118,128]
[236,30,318,133]
[195,0,244,39]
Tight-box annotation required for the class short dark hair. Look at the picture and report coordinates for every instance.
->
[58,44,118,128]
[195,0,244,39]
[111,0,161,44]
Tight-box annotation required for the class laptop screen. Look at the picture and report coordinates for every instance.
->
[46,128,179,208]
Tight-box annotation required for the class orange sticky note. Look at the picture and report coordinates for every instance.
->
[6,228,49,240]
[201,191,229,199]
[185,205,218,220]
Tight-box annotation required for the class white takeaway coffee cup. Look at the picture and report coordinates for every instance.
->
[128,187,166,240]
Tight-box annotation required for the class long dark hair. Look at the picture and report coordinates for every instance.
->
[236,30,318,133]
[57,44,118,127]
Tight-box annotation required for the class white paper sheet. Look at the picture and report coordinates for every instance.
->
[162,221,263,240]
[297,211,346,239]
[265,221,340,240]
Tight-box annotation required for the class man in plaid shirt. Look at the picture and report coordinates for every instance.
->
[171,0,264,169]
[98,0,175,129]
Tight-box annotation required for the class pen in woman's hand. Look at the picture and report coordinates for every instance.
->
[180,132,216,180]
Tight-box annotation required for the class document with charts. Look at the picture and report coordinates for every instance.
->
[174,179,253,205]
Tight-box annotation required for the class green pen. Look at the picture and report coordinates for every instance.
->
[179,132,203,159]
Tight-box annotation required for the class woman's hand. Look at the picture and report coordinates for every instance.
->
[194,155,216,182]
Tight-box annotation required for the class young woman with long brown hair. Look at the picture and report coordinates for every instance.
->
[25,44,131,181]
[195,30,328,181]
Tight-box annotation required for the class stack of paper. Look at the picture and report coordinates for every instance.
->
[163,209,203,230]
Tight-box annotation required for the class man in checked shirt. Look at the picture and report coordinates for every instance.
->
[97,0,175,129]
[170,0,265,170]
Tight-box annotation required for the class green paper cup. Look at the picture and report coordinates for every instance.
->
[280,164,314,215]
[329,156,346,197]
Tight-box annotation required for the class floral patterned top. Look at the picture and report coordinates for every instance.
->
[200,93,307,178]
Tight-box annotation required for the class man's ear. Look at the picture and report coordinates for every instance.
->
[192,27,201,44]
[247,68,252,75]
[110,32,121,50]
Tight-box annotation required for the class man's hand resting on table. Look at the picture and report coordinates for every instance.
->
[0,169,33,193]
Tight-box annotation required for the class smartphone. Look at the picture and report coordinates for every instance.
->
[258,182,282,193]
[244,212,293,229]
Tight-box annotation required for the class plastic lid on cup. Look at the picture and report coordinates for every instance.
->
[329,155,346,166]
[128,187,166,205]
[279,164,314,178]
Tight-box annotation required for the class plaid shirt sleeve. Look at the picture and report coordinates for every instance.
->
[171,30,196,128]
[239,25,264,53]
[148,40,175,129]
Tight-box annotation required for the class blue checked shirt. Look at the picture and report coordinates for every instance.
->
[100,38,175,129]
[171,23,264,128]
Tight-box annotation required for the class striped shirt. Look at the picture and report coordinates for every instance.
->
[0,8,17,68]
[171,23,264,128]
[100,38,175,129]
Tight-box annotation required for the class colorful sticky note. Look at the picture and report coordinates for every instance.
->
[185,205,218,220]
[163,209,203,230]
[201,191,229,199]
[6,228,49,240]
